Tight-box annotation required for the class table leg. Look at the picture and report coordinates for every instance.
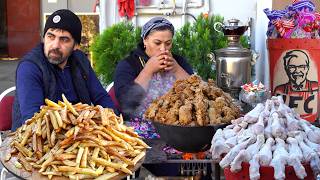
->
[215,163,220,180]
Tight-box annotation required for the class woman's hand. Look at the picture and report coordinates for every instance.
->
[162,51,190,80]
[162,51,180,73]
[143,51,168,74]
[134,51,168,90]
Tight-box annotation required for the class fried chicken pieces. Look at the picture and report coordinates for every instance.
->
[145,75,240,126]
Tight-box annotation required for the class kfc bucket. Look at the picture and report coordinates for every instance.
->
[267,39,320,122]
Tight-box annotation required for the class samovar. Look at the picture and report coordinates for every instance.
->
[213,18,254,98]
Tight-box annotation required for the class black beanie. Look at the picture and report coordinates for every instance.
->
[44,9,82,44]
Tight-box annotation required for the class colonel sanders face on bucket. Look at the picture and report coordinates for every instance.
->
[274,49,318,93]
[285,50,309,87]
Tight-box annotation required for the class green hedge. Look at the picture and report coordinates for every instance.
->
[90,22,141,85]
[172,14,227,80]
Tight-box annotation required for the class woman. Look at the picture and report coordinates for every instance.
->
[114,17,193,139]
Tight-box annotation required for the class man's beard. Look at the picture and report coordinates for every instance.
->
[47,49,67,65]
[291,73,306,85]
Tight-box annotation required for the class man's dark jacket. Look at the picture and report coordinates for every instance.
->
[12,43,114,130]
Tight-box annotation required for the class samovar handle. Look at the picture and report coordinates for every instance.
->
[207,53,216,71]
[213,22,223,33]
[208,53,215,63]
[251,50,260,66]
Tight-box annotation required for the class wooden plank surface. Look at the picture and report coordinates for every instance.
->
[0,136,144,180]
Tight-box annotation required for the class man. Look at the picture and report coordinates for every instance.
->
[12,9,114,130]
[274,49,318,94]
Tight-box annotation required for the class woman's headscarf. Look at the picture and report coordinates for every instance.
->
[141,17,174,39]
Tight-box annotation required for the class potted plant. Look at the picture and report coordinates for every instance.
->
[90,22,141,85]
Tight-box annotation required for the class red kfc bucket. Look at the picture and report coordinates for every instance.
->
[224,162,315,180]
[267,39,320,122]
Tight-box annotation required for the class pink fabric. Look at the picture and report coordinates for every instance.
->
[108,86,120,111]
[0,96,14,131]
[140,0,151,6]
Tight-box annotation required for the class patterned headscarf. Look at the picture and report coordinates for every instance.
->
[141,17,174,39]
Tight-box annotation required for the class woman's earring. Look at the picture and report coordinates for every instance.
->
[144,45,146,49]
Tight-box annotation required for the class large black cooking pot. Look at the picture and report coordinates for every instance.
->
[153,121,228,153]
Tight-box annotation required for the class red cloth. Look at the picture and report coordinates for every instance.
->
[118,0,135,19]
[108,86,120,112]
[0,96,14,131]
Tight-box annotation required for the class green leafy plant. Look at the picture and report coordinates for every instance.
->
[172,14,227,80]
[90,22,141,85]
[172,14,250,80]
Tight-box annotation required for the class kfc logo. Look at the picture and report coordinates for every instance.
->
[273,49,319,121]
[274,50,318,93]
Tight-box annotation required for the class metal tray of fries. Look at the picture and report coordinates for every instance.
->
[0,137,145,180]
[0,95,149,180]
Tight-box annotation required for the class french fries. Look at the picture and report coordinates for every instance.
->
[6,94,149,179]
[45,98,61,108]
[94,172,119,180]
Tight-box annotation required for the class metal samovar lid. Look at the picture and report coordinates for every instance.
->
[214,18,251,57]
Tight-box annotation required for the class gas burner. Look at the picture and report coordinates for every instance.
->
[143,139,221,179]
[166,151,212,161]
[163,150,214,177]
[180,162,209,177]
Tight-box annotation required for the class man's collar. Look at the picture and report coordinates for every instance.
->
[292,84,303,90]
[291,80,307,90]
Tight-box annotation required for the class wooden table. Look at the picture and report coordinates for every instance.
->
[0,136,144,180]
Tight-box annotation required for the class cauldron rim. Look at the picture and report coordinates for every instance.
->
[152,121,229,152]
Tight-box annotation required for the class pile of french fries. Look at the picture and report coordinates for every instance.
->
[5,94,150,180]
